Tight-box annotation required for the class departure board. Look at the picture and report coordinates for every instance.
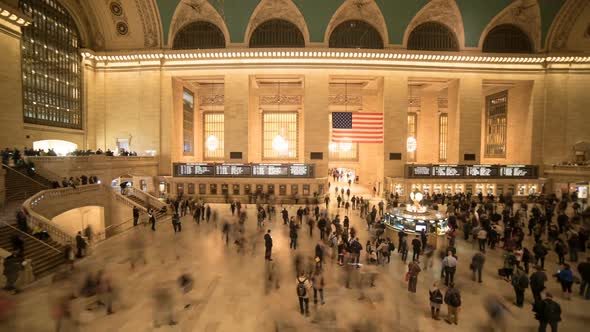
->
[173,163,314,178]
[173,163,215,177]
[406,164,538,179]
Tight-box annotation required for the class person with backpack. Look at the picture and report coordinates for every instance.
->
[533,292,561,332]
[512,266,529,307]
[429,281,444,320]
[350,238,363,266]
[444,283,461,325]
[296,272,311,316]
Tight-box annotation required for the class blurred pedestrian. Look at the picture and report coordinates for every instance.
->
[429,282,443,320]
[444,283,461,325]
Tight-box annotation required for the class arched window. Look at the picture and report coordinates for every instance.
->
[483,24,532,53]
[173,21,226,49]
[407,22,459,51]
[249,19,305,48]
[329,20,383,49]
[20,0,82,129]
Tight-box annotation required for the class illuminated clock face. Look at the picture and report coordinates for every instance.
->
[206,134,219,151]
[407,136,417,152]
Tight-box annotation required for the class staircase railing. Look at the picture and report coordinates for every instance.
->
[22,185,105,245]
[127,187,167,211]
[2,163,50,188]
[0,220,62,254]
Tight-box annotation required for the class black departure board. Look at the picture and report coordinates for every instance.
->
[407,164,538,179]
[174,163,215,177]
[173,163,314,178]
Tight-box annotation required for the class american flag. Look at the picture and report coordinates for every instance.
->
[332,112,383,143]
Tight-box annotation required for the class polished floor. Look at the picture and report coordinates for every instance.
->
[3,184,590,332]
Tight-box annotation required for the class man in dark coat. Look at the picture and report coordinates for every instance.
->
[133,206,140,226]
[411,236,422,262]
[512,266,529,307]
[471,252,485,283]
[534,293,561,332]
[577,257,590,299]
[530,265,548,304]
[75,231,86,258]
[264,230,273,261]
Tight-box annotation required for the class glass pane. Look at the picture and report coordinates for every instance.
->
[263,112,298,160]
[203,112,224,160]
[183,89,194,155]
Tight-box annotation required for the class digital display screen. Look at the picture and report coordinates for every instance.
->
[406,164,538,179]
[173,163,314,178]
[174,163,215,177]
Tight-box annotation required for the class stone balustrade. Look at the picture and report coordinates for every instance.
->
[25,155,159,183]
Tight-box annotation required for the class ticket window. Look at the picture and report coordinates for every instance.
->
[486,184,495,196]
[465,184,473,195]
[497,185,504,196]
[177,183,184,195]
[444,185,452,194]
[291,184,299,196]
[233,184,240,195]
[268,184,275,195]
[475,184,484,194]
[221,184,229,196]
[411,184,421,192]
[279,185,287,196]
[528,185,538,195]
[517,184,527,196]
[244,184,251,195]
[188,183,195,195]
[199,184,206,195]
[303,184,310,196]
[433,184,442,195]
[422,184,431,195]
[507,184,515,195]
[210,184,218,195]
[454,184,464,194]
[256,185,263,194]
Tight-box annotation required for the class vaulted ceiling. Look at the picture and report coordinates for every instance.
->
[66,0,590,52]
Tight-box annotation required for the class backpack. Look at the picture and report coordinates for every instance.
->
[448,291,461,307]
[296,278,307,297]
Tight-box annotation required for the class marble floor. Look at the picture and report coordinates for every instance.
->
[2,183,590,332]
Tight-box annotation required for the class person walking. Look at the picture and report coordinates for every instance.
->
[534,293,561,332]
[530,265,548,304]
[149,210,156,231]
[407,259,421,293]
[512,266,529,307]
[264,230,273,261]
[296,273,311,316]
[533,241,548,270]
[311,268,325,305]
[477,228,488,252]
[442,251,458,286]
[557,264,574,300]
[429,282,444,320]
[400,237,409,263]
[578,257,590,300]
[411,236,422,262]
[172,213,181,233]
[471,251,485,283]
[318,217,327,240]
[133,206,140,226]
[444,283,461,325]
[289,224,299,250]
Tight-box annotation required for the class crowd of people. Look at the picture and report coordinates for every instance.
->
[1,147,140,165]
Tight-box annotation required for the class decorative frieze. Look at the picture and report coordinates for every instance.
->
[329,95,362,106]
[409,96,421,108]
[438,97,449,109]
[200,95,225,106]
[259,95,302,105]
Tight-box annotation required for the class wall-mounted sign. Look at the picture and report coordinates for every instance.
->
[406,164,538,179]
[173,163,314,178]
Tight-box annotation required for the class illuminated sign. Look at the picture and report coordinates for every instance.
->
[407,164,537,179]
[173,163,314,178]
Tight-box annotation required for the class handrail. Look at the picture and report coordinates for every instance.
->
[1,220,62,254]
[1,163,49,188]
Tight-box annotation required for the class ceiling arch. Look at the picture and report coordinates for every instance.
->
[168,0,230,48]
[403,0,465,50]
[478,0,541,52]
[244,0,310,47]
[325,0,389,47]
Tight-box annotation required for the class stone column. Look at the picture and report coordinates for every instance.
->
[456,76,483,163]
[224,74,250,162]
[383,74,408,178]
[303,72,329,177]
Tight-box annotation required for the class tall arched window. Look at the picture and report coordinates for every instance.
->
[483,24,532,53]
[407,22,459,51]
[249,19,305,48]
[173,21,226,49]
[329,20,383,49]
[20,0,82,129]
